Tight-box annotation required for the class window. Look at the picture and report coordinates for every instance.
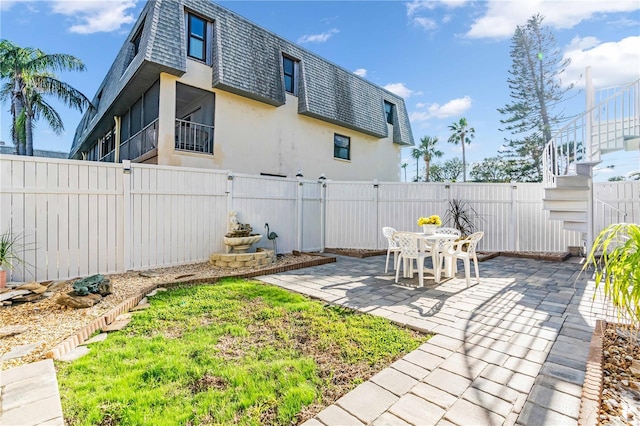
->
[283,56,298,95]
[132,25,143,57]
[334,134,350,160]
[187,13,206,61]
[384,101,394,125]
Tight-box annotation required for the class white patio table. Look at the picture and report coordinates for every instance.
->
[412,232,459,283]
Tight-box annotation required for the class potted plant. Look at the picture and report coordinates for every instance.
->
[417,215,442,234]
[580,223,639,423]
[583,223,639,326]
[0,230,24,288]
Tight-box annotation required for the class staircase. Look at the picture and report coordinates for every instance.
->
[542,67,640,249]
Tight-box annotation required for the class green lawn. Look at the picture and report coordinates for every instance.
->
[57,279,429,425]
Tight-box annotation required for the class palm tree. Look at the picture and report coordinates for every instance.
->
[0,39,90,156]
[447,117,475,182]
[401,162,408,182]
[410,147,422,181]
[412,136,443,182]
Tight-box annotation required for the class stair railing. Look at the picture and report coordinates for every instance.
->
[543,75,640,187]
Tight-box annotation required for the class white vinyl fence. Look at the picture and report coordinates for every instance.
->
[1,154,638,281]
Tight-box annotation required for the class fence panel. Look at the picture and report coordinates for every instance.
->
[230,174,298,253]
[324,182,377,249]
[0,155,123,281]
[594,182,640,229]
[129,164,228,269]
[302,182,322,252]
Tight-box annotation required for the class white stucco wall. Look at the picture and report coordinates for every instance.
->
[156,63,403,181]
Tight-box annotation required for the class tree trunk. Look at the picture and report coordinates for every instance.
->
[425,157,430,182]
[25,113,34,156]
[12,80,26,156]
[461,131,467,182]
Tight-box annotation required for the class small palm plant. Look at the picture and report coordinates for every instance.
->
[0,230,25,287]
[444,199,481,237]
[583,223,640,328]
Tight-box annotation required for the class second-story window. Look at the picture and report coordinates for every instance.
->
[384,101,394,125]
[188,13,206,61]
[283,56,298,95]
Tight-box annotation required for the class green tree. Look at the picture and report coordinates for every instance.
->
[0,39,90,156]
[410,148,422,181]
[412,136,443,182]
[498,134,544,182]
[401,162,408,182]
[447,118,475,182]
[498,14,573,177]
[428,159,466,182]
[608,176,625,182]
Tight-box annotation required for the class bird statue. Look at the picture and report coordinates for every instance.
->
[265,223,278,255]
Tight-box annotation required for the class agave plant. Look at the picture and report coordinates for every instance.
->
[583,223,640,327]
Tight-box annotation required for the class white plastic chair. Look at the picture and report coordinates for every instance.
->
[441,231,484,287]
[393,232,435,287]
[382,227,402,273]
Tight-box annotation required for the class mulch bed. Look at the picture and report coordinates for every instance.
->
[323,248,387,258]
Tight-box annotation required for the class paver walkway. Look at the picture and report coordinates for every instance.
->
[258,254,602,426]
[0,359,64,425]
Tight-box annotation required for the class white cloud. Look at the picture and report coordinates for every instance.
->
[406,0,467,31]
[561,36,640,88]
[297,28,339,44]
[50,0,137,34]
[383,83,416,98]
[353,68,367,77]
[415,102,427,108]
[410,96,472,122]
[466,0,640,39]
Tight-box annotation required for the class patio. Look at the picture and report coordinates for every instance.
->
[0,253,605,425]
[257,253,601,425]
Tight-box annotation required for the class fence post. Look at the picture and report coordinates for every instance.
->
[122,160,132,271]
[225,171,234,217]
[373,179,379,249]
[319,176,327,253]
[296,172,304,251]
[511,183,518,251]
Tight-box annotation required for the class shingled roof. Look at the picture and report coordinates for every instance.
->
[70,0,414,158]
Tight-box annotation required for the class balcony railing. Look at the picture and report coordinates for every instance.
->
[120,119,158,161]
[175,119,214,154]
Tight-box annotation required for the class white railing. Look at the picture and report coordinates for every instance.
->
[175,119,214,154]
[120,119,158,161]
[543,75,640,186]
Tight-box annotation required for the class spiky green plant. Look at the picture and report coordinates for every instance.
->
[443,199,481,237]
[583,223,640,327]
[0,230,24,270]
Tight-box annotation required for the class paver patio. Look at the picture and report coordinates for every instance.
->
[258,254,602,426]
[1,253,603,425]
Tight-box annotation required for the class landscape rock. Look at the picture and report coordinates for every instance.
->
[56,292,102,309]
[0,324,29,338]
[16,282,48,294]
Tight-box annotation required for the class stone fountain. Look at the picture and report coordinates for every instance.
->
[223,211,263,253]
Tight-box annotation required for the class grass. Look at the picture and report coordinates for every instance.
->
[56,278,429,425]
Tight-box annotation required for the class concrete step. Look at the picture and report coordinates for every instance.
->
[549,210,587,221]
[543,199,588,211]
[555,175,589,188]
[543,187,589,200]
[563,221,588,233]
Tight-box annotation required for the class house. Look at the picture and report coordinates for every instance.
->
[69,0,414,181]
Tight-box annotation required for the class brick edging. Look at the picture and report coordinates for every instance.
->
[578,319,605,426]
[45,256,336,360]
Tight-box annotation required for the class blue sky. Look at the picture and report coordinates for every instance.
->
[1,0,639,181]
